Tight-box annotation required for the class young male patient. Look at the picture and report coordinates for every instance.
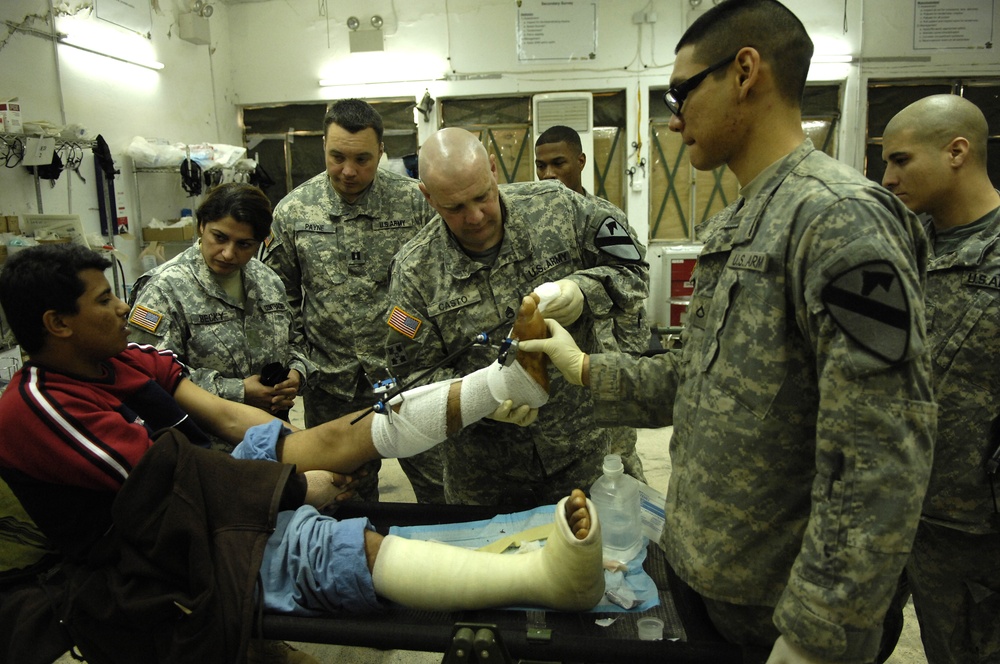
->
[0,244,602,663]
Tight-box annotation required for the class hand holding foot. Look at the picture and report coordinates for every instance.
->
[512,293,550,392]
[517,317,588,386]
[487,294,551,426]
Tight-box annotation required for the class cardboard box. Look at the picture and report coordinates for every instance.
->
[0,217,7,233]
[6,216,19,234]
[21,214,85,246]
[143,222,194,243]
[0,100,22,134]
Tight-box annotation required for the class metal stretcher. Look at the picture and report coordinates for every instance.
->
[258,502,769,664]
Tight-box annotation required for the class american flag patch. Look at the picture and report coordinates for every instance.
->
[387,306,422,339]
[129,305,163,333]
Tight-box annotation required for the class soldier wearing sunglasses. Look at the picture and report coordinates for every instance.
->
[521,1,935,663]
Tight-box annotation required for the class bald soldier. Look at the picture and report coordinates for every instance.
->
[385,127,649,508]
[880,94,1000,664]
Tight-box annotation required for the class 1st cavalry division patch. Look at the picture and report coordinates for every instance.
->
[594,218,641,261]
[821,261,910,363]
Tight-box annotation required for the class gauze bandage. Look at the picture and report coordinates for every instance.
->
[371,360,548,459]
[371,496,604,612]
[534,281,561,313]
[460,360,548,427]
[370,380,457,459]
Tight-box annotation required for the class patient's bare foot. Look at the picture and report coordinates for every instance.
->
[565,488,592,540]
[514,294,549,391]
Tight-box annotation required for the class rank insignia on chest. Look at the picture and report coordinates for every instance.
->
[350,250,365,264]
[129,305,163,333]
[387,306,422,339]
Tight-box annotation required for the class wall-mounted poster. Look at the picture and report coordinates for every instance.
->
[517,0,598,62]
[914,0,995,50]
[95,0,153,37]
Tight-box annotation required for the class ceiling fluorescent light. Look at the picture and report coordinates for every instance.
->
[59,36,165,71]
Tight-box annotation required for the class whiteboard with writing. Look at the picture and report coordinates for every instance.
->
[913,0,995,50]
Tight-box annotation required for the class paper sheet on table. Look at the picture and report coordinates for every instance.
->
[389,503,659,612]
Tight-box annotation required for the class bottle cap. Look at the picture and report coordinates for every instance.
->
[603,454,624,474]
[637,617,664,641]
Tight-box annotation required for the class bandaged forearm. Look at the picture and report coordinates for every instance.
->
[460,360,548,427]
[370,361,548,459]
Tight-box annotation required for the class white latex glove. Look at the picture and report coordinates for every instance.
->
[487,399,539,427]
[534,279,584,326]
[765,636,842,664]
[517,318,586,386]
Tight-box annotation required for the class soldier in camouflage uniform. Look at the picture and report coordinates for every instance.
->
[534,124,649,467]
[385,127,649,508]
[521,2,936,663]
[880,94,1000,664]
[264,99,438,502]
[534,124,651,356]
[128,184,305,453]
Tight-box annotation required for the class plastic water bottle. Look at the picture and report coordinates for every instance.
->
[589,454,643,563]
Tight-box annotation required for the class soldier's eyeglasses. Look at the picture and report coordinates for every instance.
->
[663,54,738,117]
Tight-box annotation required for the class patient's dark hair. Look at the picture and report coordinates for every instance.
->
[0,244,111,354]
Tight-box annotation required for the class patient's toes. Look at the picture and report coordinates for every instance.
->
[565,489,591,540]
[514,294,549,341]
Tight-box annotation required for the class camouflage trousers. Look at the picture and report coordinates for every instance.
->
[303,385,383,503]
[397,449,447,504]
[442,425,643,508]
[906,521,1000,664]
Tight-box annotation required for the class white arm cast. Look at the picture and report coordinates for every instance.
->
[370,361,548,459]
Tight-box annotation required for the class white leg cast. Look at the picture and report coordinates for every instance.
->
[371,497,604,612]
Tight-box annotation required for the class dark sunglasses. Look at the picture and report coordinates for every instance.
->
[663,53,738,117]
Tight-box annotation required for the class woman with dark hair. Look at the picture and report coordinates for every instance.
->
[128,183,306,450]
